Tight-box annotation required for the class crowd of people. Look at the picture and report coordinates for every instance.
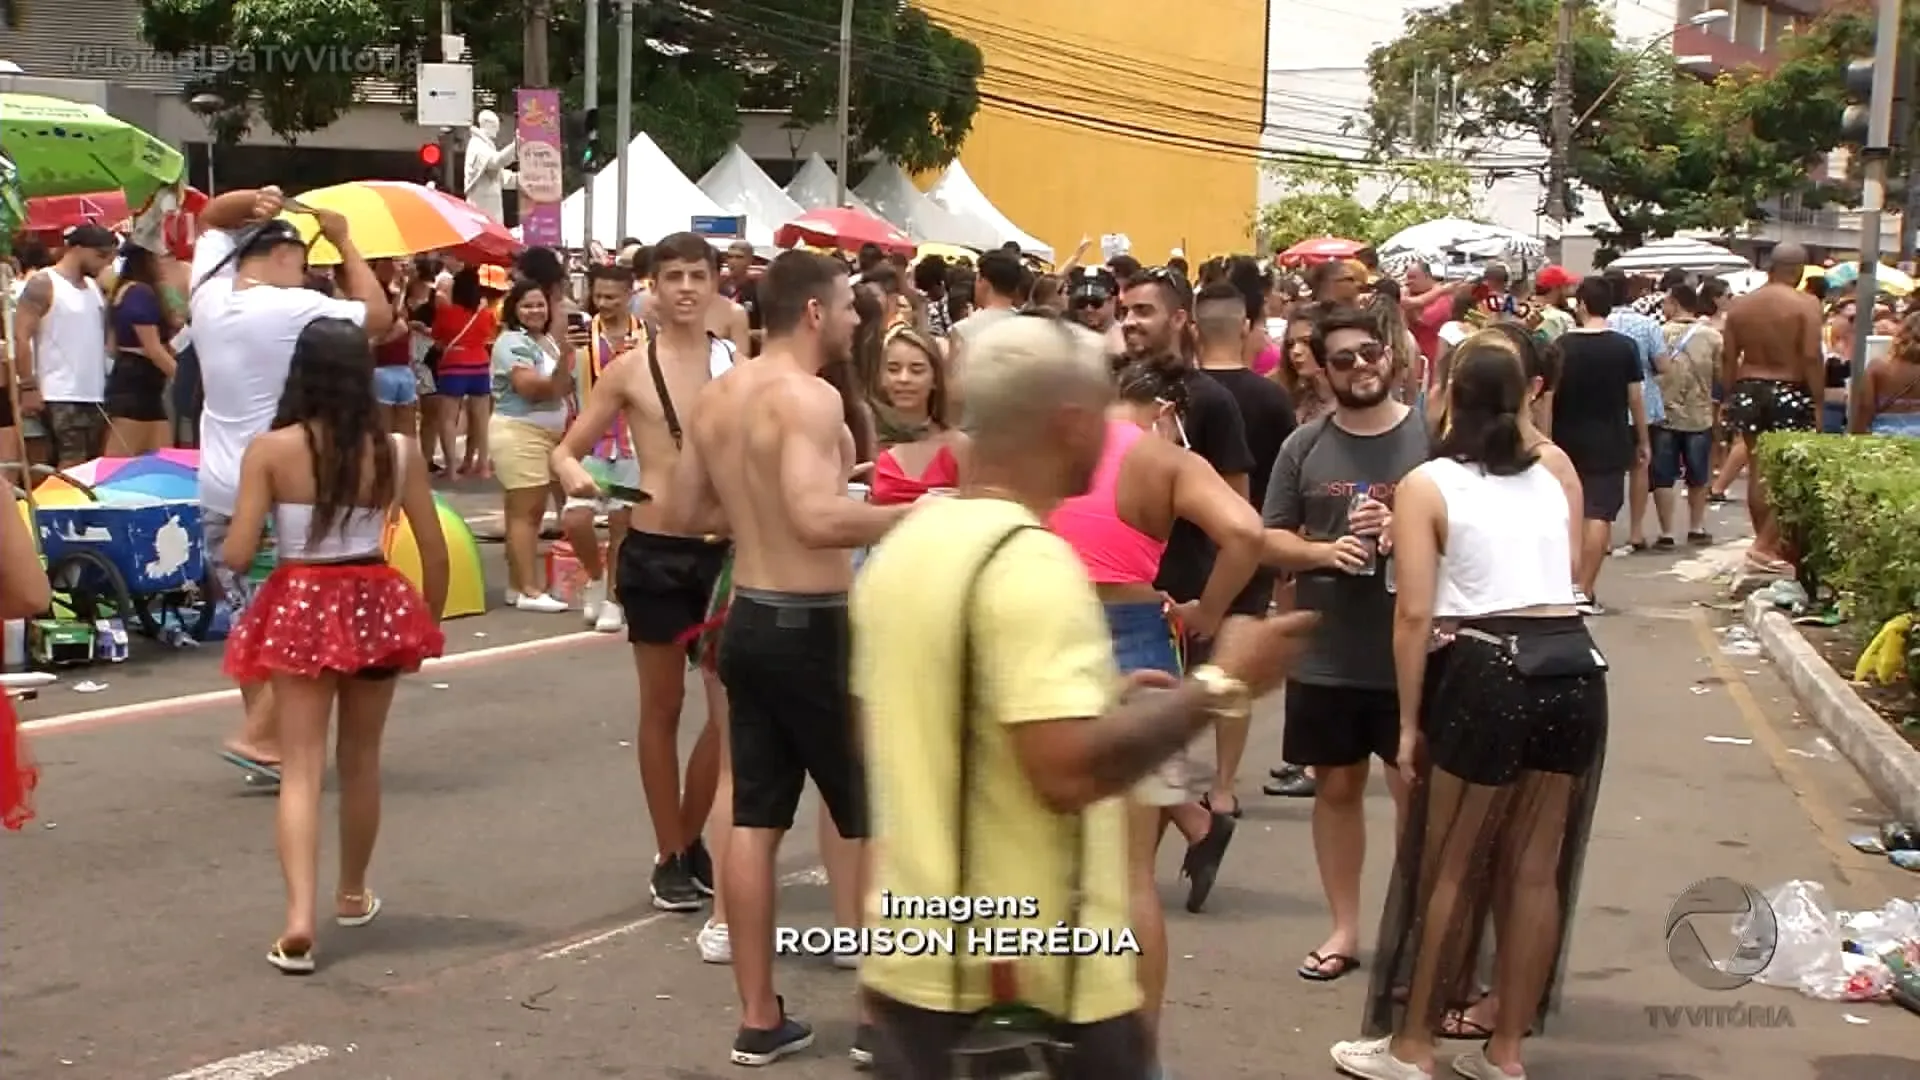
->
[10,188,1919,1079]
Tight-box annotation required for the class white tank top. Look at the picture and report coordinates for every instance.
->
[34,269,109,404]
[274,434,407,562]
[1419,456,1577,618]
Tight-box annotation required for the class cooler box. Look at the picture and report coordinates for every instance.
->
[37,501,208,593]
[543,540,608,606]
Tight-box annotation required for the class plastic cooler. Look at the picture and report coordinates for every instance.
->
[37,501,208,593]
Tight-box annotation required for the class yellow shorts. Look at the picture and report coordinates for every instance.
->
[489,415,561,492]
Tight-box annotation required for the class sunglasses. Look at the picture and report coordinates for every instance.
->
[1323,341,1388,371]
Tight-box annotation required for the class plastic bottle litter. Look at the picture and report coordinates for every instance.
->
[1737,880,1920,1001]
[1764,579,1810,614]
[1719,625,1763,657]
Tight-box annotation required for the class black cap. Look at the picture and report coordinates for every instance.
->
[235,218,309,259]
[63,224,117,251]
[1068,265,1117,302]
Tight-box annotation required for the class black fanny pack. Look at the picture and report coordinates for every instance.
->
[1458,622,1606,678]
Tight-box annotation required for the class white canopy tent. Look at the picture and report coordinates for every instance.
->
[925,161,1053,261]
[784,153,880,218]
[854,161,1000,250]
[1606,237,1751,275]
[1379,218,1543,265]
[697,145,803,255]
[560,133,728,248]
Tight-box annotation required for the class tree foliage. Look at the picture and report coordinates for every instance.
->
[1257,160,1479,249]
[137,0,982,177]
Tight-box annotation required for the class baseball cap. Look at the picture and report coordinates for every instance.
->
[1536,264,1580,290]
[1068,265,1118,304]
[63,224,118,251]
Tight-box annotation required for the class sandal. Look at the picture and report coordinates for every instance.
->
[1199,793,1242,819]
[267,938,316,975]
[336,891,383,928]
[1297,949,1361,981]
[219,750,280,783]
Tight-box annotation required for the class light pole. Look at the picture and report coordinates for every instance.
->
[834,0,853,206]
[187,92,225,195]
[615,0,633,244]
[1851,0,1902,432]
[584,0,599,249]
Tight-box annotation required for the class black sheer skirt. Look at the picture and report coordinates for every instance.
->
[1362,616,1610,1039]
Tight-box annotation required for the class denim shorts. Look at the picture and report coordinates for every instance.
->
[1650,427,1711,490]
[435,371,491,398]
[373,365,418,406]
[1105,601,1195,807]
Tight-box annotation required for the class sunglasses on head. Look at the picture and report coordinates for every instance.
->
[1322,341,1388,371]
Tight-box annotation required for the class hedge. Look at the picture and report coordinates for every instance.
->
[1755,432,1920,629]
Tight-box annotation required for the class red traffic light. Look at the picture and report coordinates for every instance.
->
[419,143,443,167]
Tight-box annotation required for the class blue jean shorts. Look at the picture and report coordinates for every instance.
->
[373,365,418,406]
[1649,427,1711,490]
[1105,601,1196,806]
[435,371,491,398]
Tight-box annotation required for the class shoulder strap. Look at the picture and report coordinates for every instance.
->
[949,524,1088,1018]
[646,325,683,448]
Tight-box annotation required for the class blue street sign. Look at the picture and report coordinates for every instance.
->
[691,215,745,238]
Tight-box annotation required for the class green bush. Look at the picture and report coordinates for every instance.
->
[1755,433,1920,629]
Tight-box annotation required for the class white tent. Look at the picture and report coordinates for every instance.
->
[925,161,1053,261]
[697,145,804,254]
[854,161,999,249]
[1606,237,1751,274]
[560,133,728,248]
[784,153,880,218]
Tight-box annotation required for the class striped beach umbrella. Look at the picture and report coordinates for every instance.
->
[281,181,522,266]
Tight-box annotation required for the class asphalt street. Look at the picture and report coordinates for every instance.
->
[4,495,1920,1080]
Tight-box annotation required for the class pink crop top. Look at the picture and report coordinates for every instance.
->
[1047,420,1166,584]
[870,443,960,506]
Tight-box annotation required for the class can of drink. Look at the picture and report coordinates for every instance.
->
[1348,491,1379,576]
[847,482,870,502]
[927,487,958,498]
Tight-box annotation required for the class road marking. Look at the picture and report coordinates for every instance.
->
[164,1044,330,1080]
[23,630,618,735]
[539,913,670,959]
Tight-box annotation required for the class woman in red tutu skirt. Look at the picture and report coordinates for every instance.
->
[220,317,450,974]
[0,485,51,831]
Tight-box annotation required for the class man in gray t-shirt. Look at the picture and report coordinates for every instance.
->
[1257,305,1430,982]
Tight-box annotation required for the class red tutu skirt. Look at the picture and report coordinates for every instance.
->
[223,562,446,682]
[0,692,38,831]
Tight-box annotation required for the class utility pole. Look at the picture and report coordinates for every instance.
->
[1851,0,1902,432]
[583,0,599,249]
[438,0,459,194]
[1545,0,1574,264]
[615,0,634,244]
[525,0,551,87]
[834,0,854,206]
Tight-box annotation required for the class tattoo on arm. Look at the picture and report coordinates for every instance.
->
[16,276,52,318]
[1081,685,1215,794]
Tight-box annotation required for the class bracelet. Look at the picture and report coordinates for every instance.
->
[1189,664,1252,722]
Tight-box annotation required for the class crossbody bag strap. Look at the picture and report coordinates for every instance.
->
[646,325,683,448]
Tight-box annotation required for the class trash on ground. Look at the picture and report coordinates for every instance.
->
[1704,735,1753,746]
[71,680,107,693]
[1690,685,1713,695]
[1788,737,1839,762]
[1893,851,1920,872]
[1763,579,1811,614]
[1739,880,1920,1003]
[431,682,450,690]
[1844,1013,1872,1024]
[1719,625,1763,657]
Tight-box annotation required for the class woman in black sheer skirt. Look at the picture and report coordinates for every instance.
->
[1330,339,1609,1080]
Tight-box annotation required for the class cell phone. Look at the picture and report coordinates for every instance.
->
[607,484,651,504]
[567,310,590,332]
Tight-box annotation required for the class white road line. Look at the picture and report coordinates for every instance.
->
[23,630,611,734]
[164,1044,330,1080]
[539,913,670,959]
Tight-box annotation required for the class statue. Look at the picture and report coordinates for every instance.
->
[463,110,518,224]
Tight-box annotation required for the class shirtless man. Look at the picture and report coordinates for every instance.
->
[665,251,908,1067]
[552,232,737,920]
[1721,242,1823,572]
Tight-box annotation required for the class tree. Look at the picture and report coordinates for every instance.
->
[138,0,982,178]
[1257,159,1479,250]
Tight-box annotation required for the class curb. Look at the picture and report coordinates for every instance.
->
[1743,593,1920,827]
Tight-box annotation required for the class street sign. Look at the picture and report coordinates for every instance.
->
[691,215,745,238]
[416,63,474,128]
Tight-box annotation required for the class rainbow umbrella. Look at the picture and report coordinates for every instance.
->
[383,494,486,620]
[36,450,199,504]
[281,181,522,267]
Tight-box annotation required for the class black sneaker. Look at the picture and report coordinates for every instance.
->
[687,836,714,896]
[849,1022,877,1070]
[730,996,814,1066]
[1181,811,1236,914]
[650,853,704,912]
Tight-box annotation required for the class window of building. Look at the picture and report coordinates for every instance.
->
[1736,0,1767,50]
[1699,0,1735,41]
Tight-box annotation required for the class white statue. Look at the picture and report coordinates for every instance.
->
[464,110,519,224]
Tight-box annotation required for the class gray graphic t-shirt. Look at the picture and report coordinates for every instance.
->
[1261,409,1431,690]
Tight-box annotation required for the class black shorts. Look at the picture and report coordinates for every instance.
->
[614,530,730,646]
[716,590,868,837]
[1423,617,1607,786]
[105,355,170,422]
[863,989,1150,1079]
[1282,681,1400,769]
[1724,378,1816,439]
[1576,470,1626,523]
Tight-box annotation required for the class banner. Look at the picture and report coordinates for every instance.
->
[514,88,563,249]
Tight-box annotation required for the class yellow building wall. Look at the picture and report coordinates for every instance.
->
[917,0,1266,263]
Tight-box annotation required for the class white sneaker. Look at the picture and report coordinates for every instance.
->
[697,919,732,964]
[503,590,522,606]
[582,579,607,625]
[1331,1037,1431,1080]
[833,949,860,971]
[514,592,570,614]
[594,598,626,634]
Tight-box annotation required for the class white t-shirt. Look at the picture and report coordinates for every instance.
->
[34,270,109,404]
[190,230,368,515]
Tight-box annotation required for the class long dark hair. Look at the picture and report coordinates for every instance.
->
[449,266,483,310]
[1433,338,1537,476]
[272,318,395,548]
[500,278,549,334]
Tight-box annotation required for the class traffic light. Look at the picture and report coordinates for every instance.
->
[1843,57,1876,147]
[419,142,444,187]
[568,108,603,171]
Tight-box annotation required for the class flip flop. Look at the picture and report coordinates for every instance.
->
[336,892,383,928]
[1297,950,1360,981]
[220,751,281,783]
[1199,793,1242,819]
[267,939,316,975]
[1744,553,1792,575]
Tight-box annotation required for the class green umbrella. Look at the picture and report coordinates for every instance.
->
[0,150,21,256]
[0,92,184,212]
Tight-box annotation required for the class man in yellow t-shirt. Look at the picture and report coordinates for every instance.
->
[851,315,1316,1076]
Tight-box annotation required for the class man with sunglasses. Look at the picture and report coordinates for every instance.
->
[1261,304,1430,984]
[189,187,391,783]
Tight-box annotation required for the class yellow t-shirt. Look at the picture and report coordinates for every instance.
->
[852,497,1137,1024]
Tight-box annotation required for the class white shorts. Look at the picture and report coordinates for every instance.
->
[564,455,640,514]
[563,494,636,514]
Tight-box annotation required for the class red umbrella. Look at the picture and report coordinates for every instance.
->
[24,188,209,233]
[775,207,916,256]
[1277,236,1365,267]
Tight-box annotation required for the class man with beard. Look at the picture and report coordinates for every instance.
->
[665,250,907,1067]
[1067,264,1125,354]
[553,232,736,918]
[1261,304,1429,984]
[1117,269,1249,909]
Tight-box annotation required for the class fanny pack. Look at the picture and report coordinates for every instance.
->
[1456,623,1607,678]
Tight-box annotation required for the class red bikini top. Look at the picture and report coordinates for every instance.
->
[870,443,959,506]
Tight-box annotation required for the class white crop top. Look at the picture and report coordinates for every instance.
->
[273,434,405,562]
[1419,456,1577,618]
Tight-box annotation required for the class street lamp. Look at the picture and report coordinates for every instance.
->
[187,92,225,195]
[1573,9,1729,131]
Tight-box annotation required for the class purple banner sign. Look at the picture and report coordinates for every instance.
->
[514,88,563,249]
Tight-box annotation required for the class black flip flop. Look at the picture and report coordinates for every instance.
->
[1199,793,1242,819]
[1297,950,1360,981]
